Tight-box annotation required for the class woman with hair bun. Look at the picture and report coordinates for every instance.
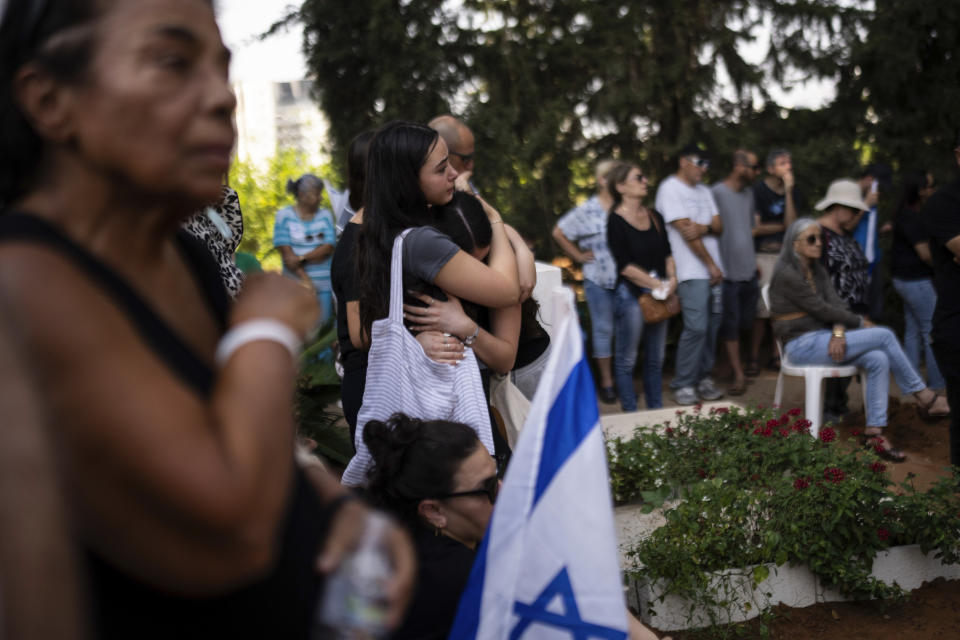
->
[274,173,337,323]
[364,413,667,640]
[364,413,499,640]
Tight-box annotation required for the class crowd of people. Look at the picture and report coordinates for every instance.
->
[554,145,956,462]
[3,0,960,638]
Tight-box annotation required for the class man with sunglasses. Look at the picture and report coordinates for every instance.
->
[656,144,725,405]
[923,133,960,470]
[713,150,761,396]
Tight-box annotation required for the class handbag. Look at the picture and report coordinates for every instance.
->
[638,292,680,324]
[637,210,680,324]
[341,230,494,486]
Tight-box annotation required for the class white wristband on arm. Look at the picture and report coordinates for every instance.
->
[215,319,303,367]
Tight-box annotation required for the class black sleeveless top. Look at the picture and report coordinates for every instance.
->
[0,213,325,639]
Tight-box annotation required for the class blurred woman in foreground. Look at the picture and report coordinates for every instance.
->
[0,0,411,637]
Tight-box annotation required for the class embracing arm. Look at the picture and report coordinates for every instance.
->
[504,224,536,302]
[434,173,520,308]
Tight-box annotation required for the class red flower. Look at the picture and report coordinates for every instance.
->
[877,527,890,541]
[870,461,887,473]
[851,429,861,436]
[780,414,790,426]
[665,427,674,435]
[779,428,791,437]
[676,409,686,416]
[792,419,812,433]
[823,467,846,483]
[788,407,803,417]
[694,403,703,413]
[766,419,780,429]
[794,477,810,490]
[819,427,837,443]
[710,406,730,415]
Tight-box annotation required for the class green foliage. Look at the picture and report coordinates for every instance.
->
[292,0,878,256]
[295,321,353,467]
[608,404,960,629]
[836,0,960,181]
[228,150,332,271]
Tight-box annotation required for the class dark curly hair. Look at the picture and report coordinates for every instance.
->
[363,413,481,527]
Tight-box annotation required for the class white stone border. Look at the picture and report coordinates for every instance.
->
[604,404,960,631]
[627,545,960,631]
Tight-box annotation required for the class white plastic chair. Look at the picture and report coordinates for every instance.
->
[762,285,866,438]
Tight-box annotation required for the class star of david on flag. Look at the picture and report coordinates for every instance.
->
[449,288,628,640]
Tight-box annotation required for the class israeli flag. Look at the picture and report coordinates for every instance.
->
[449,288,628,640]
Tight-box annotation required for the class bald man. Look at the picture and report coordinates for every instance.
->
[428,114,475,175]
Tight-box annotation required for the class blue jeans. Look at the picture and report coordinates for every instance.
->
[671,279,722,389]
[892,277,944,389]
[785,327,926,427]
[583,278,616,359]
[612,282,668,410]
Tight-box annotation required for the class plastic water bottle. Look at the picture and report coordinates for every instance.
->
[313,511,391,640]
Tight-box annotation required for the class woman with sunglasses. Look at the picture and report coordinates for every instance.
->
[605,163,676,411]
[769,218,949,462]
[274,173,337,323]
[363,413,499,640]
[363,413,668,640]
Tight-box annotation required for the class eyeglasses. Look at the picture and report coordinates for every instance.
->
[449,149,476,163]
[436,474,499,504]
[686,156,710,169]
[804,234,822,245]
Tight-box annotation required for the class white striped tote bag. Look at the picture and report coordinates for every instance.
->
[341,229,494,486]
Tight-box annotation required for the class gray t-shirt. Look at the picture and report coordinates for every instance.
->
[712,182,757,282]
[402,226,460,293]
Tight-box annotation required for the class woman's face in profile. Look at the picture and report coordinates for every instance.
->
[59,0,235,207]
[418,138,458,207]
[439,444,498,546]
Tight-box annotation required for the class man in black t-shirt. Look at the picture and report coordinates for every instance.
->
[923,138,960,468]
[750,149,808,373]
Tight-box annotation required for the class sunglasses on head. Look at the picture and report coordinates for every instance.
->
[449,150,475,162]
[436,473,499,504]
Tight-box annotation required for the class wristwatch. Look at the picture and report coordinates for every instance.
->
[832,328,846,339]
[463,323,480,346]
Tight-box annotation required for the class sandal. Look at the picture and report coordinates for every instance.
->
[918,393,950,419]
[860,434,907,463]
[744,360,760,377]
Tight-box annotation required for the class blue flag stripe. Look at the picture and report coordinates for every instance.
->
[533,357,599,506]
